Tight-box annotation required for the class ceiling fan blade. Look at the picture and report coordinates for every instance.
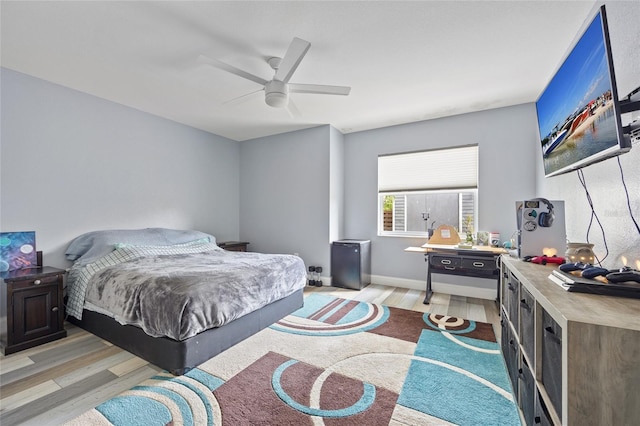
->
[289,83,351,96]
[197,54,267,86]
[274,37,311,83]
[223,89,263,106]
[286,99,302,118]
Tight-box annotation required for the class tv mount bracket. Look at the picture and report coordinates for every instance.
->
[620,86,640,139]
[620,85,640,115]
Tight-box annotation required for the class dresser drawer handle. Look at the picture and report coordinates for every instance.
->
[472,262,485,267]
[440,259,452,265]
[33,279,42,285]
[444,266,456,270]
[52,307,59,312]
[544,326,561,344]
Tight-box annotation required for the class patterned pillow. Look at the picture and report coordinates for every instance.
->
[113,237,212,250]
[65,228,215,264]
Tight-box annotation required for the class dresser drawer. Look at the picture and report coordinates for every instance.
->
[519,286,535,362]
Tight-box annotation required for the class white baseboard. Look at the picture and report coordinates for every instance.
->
[322,275,423,290]
[371,275,496,300]
[432,282,496,300]
[370,275,425,291]
[306,275,332,287]
[323,274,496,300]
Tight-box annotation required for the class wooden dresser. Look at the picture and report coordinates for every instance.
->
[500,256,640,425]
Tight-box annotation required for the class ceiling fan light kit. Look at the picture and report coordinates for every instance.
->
[200,37,351,112]
[265,80,289,108]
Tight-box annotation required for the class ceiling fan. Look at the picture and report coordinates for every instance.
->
[198,37,351,113]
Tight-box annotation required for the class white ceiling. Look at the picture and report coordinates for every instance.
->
[1,1,598,141]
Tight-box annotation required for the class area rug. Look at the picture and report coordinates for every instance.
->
[66,294,521,425]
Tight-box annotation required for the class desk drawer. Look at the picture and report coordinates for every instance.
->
[430,255,461,270]
[460,256,496,274]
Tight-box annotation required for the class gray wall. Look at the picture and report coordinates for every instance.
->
[536,1,640,269]
[239,105,539,284]
[329,126,345,243]
[239,126,333,272]
[343,104,538,282]
[0,68,240,268]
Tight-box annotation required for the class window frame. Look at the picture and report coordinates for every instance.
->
[377,145,479,239]
[377,188,478,238]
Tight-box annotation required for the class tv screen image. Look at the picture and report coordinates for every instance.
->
[536,5,630,177]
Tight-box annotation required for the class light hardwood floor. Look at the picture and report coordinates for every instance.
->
[0,285,499,425]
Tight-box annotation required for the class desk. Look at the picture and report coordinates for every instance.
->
[405,244,507,303]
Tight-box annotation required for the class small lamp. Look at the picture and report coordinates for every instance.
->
[565,242,595,264]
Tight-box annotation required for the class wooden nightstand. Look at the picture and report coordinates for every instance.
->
[217,241,250,252]
[1,266,67,355]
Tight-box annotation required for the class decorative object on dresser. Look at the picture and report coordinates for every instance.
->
[217,241,250,252]
[0,266,67,354]
[500,256,640,425]
[564,242,595,264]
[426,224,461,245]
[516,199,566,259]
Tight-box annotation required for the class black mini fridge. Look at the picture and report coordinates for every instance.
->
[331,240,371,290]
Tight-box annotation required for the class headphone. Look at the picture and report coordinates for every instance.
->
[531,198,555,227]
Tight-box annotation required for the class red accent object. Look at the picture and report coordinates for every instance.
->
[531,255,566,265]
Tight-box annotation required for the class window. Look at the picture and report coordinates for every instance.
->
[378,145,478,238]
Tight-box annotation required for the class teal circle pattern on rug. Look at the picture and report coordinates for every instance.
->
[152,376,216,426]
[271,359,377,418]
[94,368,224,426]
[398,329,520,425]
[423,312,477,334]
[399,359,519,425]
[270,294,390,336]
[96,395,172,426]
[129,385,194,424]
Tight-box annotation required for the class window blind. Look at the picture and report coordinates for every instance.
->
[378,145,478,192]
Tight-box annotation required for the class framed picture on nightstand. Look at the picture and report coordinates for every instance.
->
[0,231,37,272]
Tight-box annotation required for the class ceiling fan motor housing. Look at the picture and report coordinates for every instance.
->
[265,80,289,108]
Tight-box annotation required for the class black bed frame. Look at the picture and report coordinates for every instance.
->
[68,289,304,375]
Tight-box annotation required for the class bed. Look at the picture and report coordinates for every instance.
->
[65,228,306,375]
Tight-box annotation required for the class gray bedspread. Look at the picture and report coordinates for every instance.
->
[67,242,306,341]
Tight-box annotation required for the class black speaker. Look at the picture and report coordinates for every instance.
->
[531,198,555,227]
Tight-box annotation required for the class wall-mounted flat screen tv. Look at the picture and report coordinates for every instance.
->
[535,5,630,178]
